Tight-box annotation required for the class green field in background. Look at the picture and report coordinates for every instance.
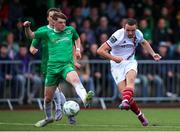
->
[0,108,180,131]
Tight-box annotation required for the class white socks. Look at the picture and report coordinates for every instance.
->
[54,83,87,108]
[59,91,66,107]
[44,100,52,119]
[53,87,66,110]
[53,88,61,110]
[73,83,87,104]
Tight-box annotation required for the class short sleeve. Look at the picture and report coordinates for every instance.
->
[136,29,144,44]
[106,31,118,47]
[31,39,41,48]
[71,27,79,40]
[32,26,48,47]
[106,29,122,47]
[34,30,47,39]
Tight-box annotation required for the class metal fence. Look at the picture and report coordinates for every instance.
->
[0,60,180,110]
[0,61,22,110]
[135,60,180,102]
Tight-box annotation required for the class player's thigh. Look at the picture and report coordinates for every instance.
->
[125,60,137,87]
[61,65,80,83]
[65,71,81,84]
[111,63,126,84]
[125,69,137,87]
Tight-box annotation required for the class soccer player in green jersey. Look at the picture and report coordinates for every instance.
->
[24,12,94,127]
[30,8,62,120]
[29,8,78,125]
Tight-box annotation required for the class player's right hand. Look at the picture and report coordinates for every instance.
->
[23,21,31,27]
[112,56,123,63]
[152,53,161,61]
[30,46,38,55]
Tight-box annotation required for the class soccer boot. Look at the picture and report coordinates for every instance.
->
[55,109,63,121]
[34,118,53,127]
[84,91,94,107]
[68,115,76,125]
[138,113,149,126]
[118,101,130,110]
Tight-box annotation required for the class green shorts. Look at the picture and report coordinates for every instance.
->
[45,63,74,87]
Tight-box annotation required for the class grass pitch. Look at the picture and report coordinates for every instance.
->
[0,108,180,131]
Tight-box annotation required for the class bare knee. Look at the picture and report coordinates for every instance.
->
[126,70,136,87]
[66,71,81,84]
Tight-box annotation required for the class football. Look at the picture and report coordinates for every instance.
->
[63,100,80,116]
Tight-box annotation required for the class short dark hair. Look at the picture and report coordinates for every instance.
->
[126,18,137,26]
[47,8,61,16]
[52,12,67,21]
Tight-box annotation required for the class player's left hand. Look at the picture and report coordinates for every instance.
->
[30,46,38,55]
[76,51,81,59]
[153,53,161,61]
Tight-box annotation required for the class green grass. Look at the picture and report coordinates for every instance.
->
[0,108,180,131]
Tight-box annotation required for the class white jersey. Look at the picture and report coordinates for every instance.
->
[106,28,144,60]
[106,28,144,84]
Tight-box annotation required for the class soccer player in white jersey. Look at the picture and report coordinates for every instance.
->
[97,18,161,126]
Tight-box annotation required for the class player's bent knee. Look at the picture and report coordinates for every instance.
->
[68,74,81,84]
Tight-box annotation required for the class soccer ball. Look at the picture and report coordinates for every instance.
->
[63,100,80,116]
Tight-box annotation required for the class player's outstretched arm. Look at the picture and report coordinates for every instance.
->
[97,42,123,63]
[141,39,161,61]
[73,46,81,69]
[74,38,81,59]
[23,21,35,39]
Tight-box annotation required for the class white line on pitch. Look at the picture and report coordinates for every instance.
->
[0,122,180,129]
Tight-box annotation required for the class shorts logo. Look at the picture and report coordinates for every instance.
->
[109,36,117,43]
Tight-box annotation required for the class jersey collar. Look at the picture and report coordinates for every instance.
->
[47,25,53,30]
[54,29,62,33]
[54,26,66,33]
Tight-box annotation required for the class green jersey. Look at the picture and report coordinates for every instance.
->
[34,26,79,74]
[31,25,53,75]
